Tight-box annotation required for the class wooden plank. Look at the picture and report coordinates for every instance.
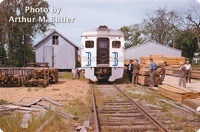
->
[158,85,199,102]
[36,115,55,132]
[37,102,78,120]
[183,97,200,109]
[160,99,193,114]
[43,97,62,107]
[20,113,32,128]
[158,88,185,102]
[18,97,44,107]
[167,84,198,93]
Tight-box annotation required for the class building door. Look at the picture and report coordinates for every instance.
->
[43,46,54,67]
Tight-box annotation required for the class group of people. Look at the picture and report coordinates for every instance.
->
[125,58,166,87]
[125,59,140,84]
[178,61,192,88]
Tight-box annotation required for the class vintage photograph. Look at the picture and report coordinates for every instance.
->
[0,0,200,131]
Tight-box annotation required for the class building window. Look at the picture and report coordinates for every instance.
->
[53,35,59,45]
[112,41,121,48]
[85,41,94,48]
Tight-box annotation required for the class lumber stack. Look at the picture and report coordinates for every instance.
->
[138,67,163,86]
[191,68,200,79]
[158,84,199,102]
[165,66,200,79]
[0,68,58,87]
[141,54,165,66]
[183,96,200,110]
[164,57,185,65]
[165,65,179,76]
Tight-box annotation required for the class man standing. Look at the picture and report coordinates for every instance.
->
[184,61,192,83]
[125,60,133,82]
[149,58,157,87]
[132,59,140,84]
[179,62,186,88]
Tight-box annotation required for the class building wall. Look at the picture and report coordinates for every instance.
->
[124,42,182,63]
[35,33,76,69]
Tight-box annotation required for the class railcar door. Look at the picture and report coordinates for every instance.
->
[97,38,109,65]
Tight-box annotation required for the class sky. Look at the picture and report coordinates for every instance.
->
[35,0,200,46]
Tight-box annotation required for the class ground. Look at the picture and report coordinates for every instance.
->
[0,73,199,131]
[163,75,200,93]
[0,79,90,103]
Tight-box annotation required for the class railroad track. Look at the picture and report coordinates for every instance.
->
[91,84,176,132]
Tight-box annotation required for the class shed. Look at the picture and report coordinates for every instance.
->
[124,42,182,63]
[34,30,79,69]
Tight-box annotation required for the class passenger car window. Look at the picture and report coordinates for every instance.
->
[85,41,94,48]
[112,41,121,48]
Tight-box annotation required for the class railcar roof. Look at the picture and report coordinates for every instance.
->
[81,27,124,37]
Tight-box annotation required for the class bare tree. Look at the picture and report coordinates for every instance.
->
[142,8,181,46]
[186,1,200,49]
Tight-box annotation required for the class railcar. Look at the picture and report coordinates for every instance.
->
[81,25,124,82]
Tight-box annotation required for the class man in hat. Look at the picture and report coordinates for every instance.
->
[184,61,192,83]
[179,62,186,88]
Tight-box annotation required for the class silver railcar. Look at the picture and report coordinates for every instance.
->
[81,25,124,82]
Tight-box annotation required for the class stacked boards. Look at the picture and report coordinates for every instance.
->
[138,66,163,86]
[165,66,200,79]
[158,84,199,102]
[164,57,185,65]
[141,54,165,66]
[140,55,185,66]
[183,97,200,110]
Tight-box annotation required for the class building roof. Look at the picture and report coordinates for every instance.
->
[125,41,181,52]
[34,30,78,49]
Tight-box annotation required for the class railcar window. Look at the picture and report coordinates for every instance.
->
[112,41,121,48]
[98,40,108,48]
[52,36,59,45]
[85,41,94,48]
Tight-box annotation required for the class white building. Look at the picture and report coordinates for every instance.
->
[34,30,79,69]
[124,42,182,63]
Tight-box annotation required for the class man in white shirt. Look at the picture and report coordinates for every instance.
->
[184,61,192,83]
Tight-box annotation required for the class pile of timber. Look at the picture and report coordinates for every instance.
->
[140,55,185,67]
[138,67,163,86]
[183,96,200,110]
[0,97,77,130]
[165,66,200,79]
[0,68,58,87]
[165,65,179,76]
[191,68,200,79]
[158,84,199,102]
[141,54,165,66]
[164,57,185,65]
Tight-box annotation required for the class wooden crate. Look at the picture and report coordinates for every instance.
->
[158,84,199,102]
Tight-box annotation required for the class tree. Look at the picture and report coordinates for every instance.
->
[119,24,144,48]
[175,30,198,61]
[185,1,200,49]
[142,8,181,46]
[0,0,52,66]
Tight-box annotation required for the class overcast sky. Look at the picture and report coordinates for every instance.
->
[35,0,200,46]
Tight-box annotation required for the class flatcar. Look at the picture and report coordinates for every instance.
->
[81,25,124,82]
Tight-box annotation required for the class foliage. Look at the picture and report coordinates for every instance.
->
[0,0,52,66]
[185,1,200,49]
[142,8,181,45]
[175,30,198,61]
[119,24,145,48]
